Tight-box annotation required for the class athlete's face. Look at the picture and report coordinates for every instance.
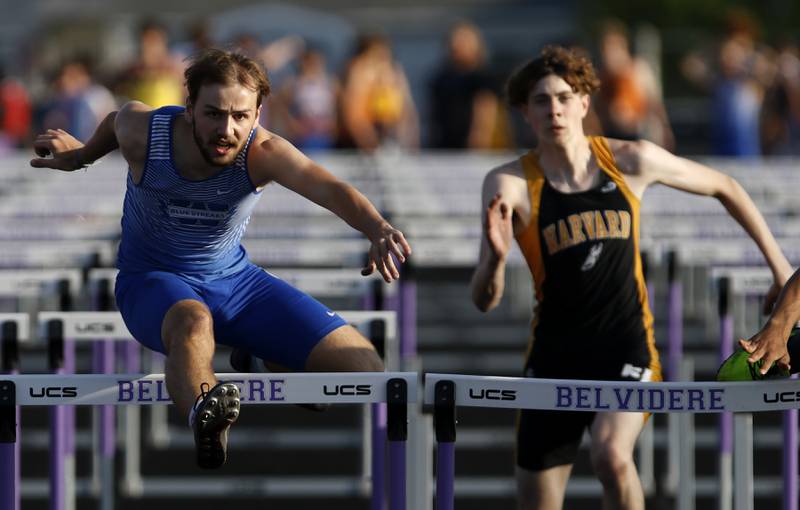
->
[520,74,589,146]
[187,82,261,167]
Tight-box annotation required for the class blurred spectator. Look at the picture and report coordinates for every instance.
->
[682,9,767,157]
[594,20,675,151]
[760,40,800,155]
[232,32,305,79]
[339,33,419,151]
[0,63,31,149]
[274,48,338,151]
[231,32,306,130]
[429,21,506,150]
[173,18,215,60]
[116,19,185,107]
[36,57,116,142]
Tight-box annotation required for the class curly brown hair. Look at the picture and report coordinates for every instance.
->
[506,45,600,107]
[185,48,271,108]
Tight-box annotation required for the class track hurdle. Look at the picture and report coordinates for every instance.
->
[426,373,800,510]
[0,371,414,510]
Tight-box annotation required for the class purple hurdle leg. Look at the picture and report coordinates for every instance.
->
[434,381,456,510]
[399,272,417,361]
[387,378,408,510]
[436,443,455,510]
[1,320,20,510]
[371,402,387,510]
[784,397,798,510]
[388,441,406,510]
[0,380,17,510]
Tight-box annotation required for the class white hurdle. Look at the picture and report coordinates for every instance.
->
[425,373,800,510]
[0,371,415,510]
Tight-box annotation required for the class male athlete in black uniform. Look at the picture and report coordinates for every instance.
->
[471,45,792,510]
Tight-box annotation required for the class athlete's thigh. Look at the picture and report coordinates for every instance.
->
[305,325,383,372]
[516,407,594,472]
[115,271,203,354]
[213,266,347,371]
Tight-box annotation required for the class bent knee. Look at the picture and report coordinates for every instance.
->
[162,300,214,352]
[590,444,634,483]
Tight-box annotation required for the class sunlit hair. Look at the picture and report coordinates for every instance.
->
[184,48,271,108]
[506,45,600,107]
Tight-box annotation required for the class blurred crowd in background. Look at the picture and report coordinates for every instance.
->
[0,4,798,158]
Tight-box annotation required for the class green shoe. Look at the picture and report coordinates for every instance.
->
[716,347,790,381]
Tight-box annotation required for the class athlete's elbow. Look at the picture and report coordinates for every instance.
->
[713,174,744,202]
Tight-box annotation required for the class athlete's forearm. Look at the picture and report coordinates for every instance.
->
[765,269,800,339]
[322,181,391,240]
[471,255,506,312]
[717,178,792,280]
[79,112,119,166]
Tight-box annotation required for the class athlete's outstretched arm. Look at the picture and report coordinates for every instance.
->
[471,167,518,312]
[740,269,800,373]
[616,139,794,372]
[251,134,411,283]
[29,101,151,172]
[30,112,119,171]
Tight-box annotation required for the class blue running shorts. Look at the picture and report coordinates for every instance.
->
[114,263,347,370]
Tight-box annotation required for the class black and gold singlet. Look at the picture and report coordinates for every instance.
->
[515,136,661,381]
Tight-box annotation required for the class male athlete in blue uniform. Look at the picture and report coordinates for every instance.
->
[30,48,412,469]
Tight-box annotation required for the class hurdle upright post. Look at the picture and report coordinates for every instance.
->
[733,413,754,510]
[1,320,20,510]
[667,250,683,383]
[665,250,683,494]
[47,318,68,510]
[638,251,655,495]
[784,401,798,510]
[387,378,408,510]
[55,279,76,510]
[371,320,388,510]
[0,379,16,510]
[718,277,734,510]
[398,262,417,364]
[91,280,116,510]
[434,380,455,510]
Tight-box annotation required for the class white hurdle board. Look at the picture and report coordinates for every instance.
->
[424,373,800,413]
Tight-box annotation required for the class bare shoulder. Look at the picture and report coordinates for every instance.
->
[485,158,524,183]
[115,101,154,163]
[115,101,153,134]
[482,158,527,203]
[605,137,649,176]
[249,127,298,163]
[247,127,311,184]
